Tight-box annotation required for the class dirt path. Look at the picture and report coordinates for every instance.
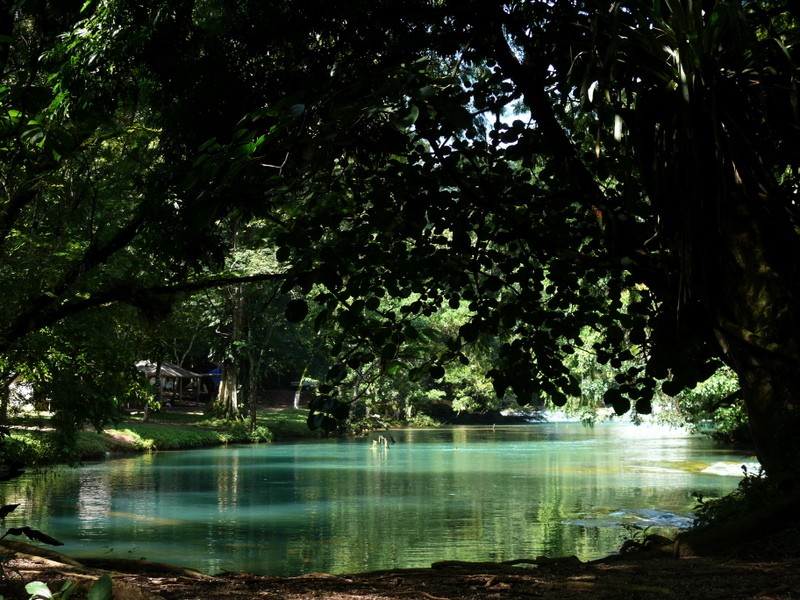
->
[2,540,800,600]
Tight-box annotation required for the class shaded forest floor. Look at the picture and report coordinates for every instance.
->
[2,527,800,600]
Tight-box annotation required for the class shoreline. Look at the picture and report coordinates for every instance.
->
[2,405,560,470]
[2,532,800,600]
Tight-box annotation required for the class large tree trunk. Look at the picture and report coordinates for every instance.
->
[654,120,800,482]
[583,0,800,486]
[639,90,800,483]
[214,359,240,419]
[736,362,800,483]
[213,283,244,420]
[248,351,262,434]
[711,192,800,484]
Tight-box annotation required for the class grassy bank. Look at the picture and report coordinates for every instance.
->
[3,408,319,467]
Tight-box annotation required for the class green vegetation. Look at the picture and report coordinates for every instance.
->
[22,574,112,600]
[693,467,774,529]
[3,409,316,467]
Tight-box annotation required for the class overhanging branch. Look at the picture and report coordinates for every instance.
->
[0,270,305,353]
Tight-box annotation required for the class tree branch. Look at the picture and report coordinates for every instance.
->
[0,270,303,353]
[488,18,607,211]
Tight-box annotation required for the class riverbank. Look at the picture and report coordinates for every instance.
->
[3,405,554,474]
[2,407,320,470]
[4,405,536,469]
[1,528,800,599]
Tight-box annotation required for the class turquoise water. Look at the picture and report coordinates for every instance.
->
[1,423,754,575]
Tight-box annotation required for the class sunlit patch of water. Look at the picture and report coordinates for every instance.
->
[701,461,760,476]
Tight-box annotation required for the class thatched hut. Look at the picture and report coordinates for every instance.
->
[135,360,205,405]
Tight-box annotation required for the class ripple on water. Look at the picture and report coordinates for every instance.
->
[563,508,694,530]
[701,461,760,476]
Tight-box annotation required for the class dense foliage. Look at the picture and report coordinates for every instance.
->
[1,1,799,486]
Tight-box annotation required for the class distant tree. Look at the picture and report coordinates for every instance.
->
[12,305,152,442]
[197,218,331,421]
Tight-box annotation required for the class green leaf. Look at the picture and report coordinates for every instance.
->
[88,575,113,600]
[612,397,631,415]
[327,363,347,382]
[393,105,419,129]
[661,379,684,396]
[385,361,403,376]
[629,326,647,345]
[331,401,350,421]
[459,322,479,343]
[25,582,52,599]
[381,342,398,361]
[418,85,435,99]
[551,390,568,407]
[60,579,80,600]
[307,411,326,430]
[429,364,445,379]
[604,387,621,405]
[285,299,309,322]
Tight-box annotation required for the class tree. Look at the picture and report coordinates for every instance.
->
[327,297,516,431]
[215,0,798,484]
[577,1,800,482]
[203,219,331,421]
[0,1,287,430]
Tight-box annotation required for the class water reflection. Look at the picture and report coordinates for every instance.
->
[76,470,111,530]
[0,423,752,575]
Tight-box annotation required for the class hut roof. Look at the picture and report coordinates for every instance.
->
[135,361,202,379]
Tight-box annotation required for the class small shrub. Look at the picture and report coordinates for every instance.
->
[2,431,58,469]
[693,465,776,528]
[72,433,111,460]
[247,425,273,443]
[25,573,112,600]
[618,523,650,553]
[405,413,439,428]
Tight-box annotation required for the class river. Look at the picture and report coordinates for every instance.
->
[0,422,755,575]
